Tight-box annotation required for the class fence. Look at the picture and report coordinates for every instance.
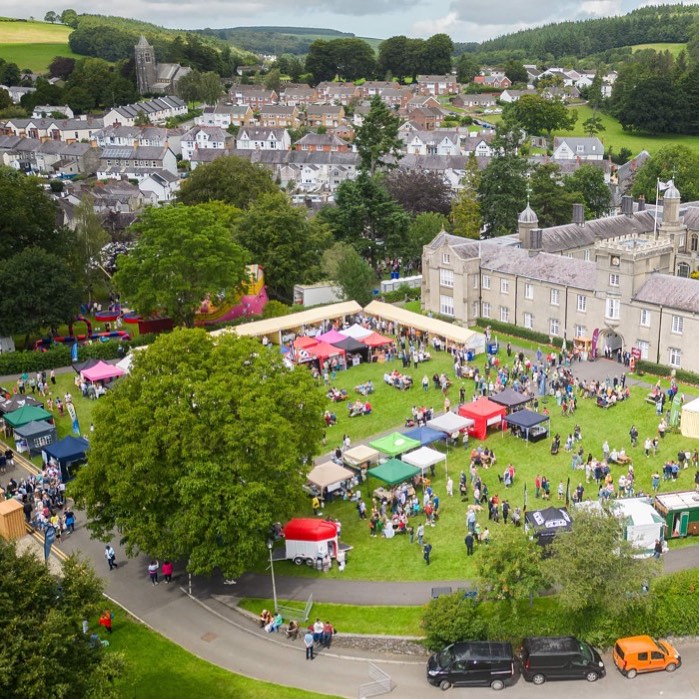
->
[277,594,313,623]
[358,663,392,699]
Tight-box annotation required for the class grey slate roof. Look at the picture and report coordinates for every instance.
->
[633,274,699,313]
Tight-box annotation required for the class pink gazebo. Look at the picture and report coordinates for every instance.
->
[81,361,125,383]
[317,329,347,344]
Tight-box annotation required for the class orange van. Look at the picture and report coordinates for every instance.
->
[612,636,681,678]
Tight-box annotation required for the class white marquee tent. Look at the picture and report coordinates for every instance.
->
[681,396,699,439]
[427,412,474,434]
[342,323,373,340]
[401,446,447,475]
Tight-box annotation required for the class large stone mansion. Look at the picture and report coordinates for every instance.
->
[422,185,699,373]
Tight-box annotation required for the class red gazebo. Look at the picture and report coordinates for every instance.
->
[458,397,507,440]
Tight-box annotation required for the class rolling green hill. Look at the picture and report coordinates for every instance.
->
[0,19,78,71]
[632,42,687,57]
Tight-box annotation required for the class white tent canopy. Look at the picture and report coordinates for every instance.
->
[427,412,475,434]
[401,446,446,473]
[681,396,699,438]
[307,462,354,489]
[343,444,380,467]
[342,323,373,340]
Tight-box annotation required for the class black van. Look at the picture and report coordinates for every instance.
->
[427,641,518,690]
[519,636,605,685]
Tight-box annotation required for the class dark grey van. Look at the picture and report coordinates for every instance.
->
[427,641,518,690]
[519,636,605,684]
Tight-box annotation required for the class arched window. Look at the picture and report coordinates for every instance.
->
[691,235,698,252]
[678,262,690,278]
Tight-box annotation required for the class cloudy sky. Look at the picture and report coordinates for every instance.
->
[13,0,687,40]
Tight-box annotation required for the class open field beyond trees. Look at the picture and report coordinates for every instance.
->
[0,20,76,71]
[631,42,687,56]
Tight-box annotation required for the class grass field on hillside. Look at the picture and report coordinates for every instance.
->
[0,20,71,43]
[566,104,699,155]
[0,20,75,71]
[0,42,78,71]
[632,42,686,57]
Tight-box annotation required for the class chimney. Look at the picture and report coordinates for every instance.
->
[637,195,645,211]
[621,195,634,216]
[529,228,542,254]
[572,203,585,225]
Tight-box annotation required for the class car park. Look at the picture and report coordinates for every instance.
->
[518,636,605,684]
[612,635,681,678]
[427,641,518,690]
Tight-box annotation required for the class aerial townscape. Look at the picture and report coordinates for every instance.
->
[6,4,699,698]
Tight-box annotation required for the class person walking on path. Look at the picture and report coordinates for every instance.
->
[304,630,315,660]
[148,560,159,585]
[465,532,474,556]
[423,541,432,565]
[105,545,117,571]
[162,560,173,583]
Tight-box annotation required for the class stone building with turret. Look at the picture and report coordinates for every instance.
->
[134,35,191,95]
[422,184,699,372]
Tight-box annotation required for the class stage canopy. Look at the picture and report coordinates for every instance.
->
[427,411,474,434]
[363,300,486,351]
[681,396,699,439]
[458,397,507,440]
[317,329,346,344]
[0,394,43,415]
[370,432,421,456]
[489,388,533,412]
[402,425,446,446]
[3,404,53,428]
[360,332,394,348]
[307,462,354,489]
[343,445,379,467]
[401,446,446,473]
[342,323,373,340]
[368,458,421,485]
[81,361,125,382]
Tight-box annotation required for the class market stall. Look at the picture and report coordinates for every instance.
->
[332,336,370,365]
[3,405,53,429]
[42,435,90,481]
[525,506,573,546]
[342,323,373,340]
[368,458,421,485]
[402,425,446,446]
[306,462,355,499]
[317,329,347,344]
[504,408,550,443]
[72,358,101,375]
[369,432,421,457]
[306,341,347,368]
[680,397,699,439]
[360,331,394,348]
[489,388,533,414]
[280,518,348,567]
[458,398,507,440]
[401,446,446,476]
[13,420,57,455]
[81,361,125,383]
[427,412,475,435]
[342,444,380,473]
[654,491,699,538]
[0,394,43,415]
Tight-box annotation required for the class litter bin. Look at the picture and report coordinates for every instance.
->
[466,350,474,361]
[487,342,498,355]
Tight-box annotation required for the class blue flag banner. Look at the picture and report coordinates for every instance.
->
[71,342,79,362]
[67,402,80,435]
[44,525,56,561]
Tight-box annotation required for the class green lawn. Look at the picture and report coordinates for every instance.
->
[238,599,425,636]
[273,339,699,582]
[0,42,79,71]
[101,609,338,699]
[0,20,72,43]
[632,42,687,57]
[566,104,699,155]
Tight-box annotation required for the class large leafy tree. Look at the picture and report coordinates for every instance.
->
[322,242,375,306]
[478,153,528,237]
[564,163,611,219]
[422,33,454,75]
[506,94,577,141]
[72,193,110,306]
[233,192,331,302]
[450,154,482,239]
[114,204,248,327]
[407,212,450,265]
[384,169,452,216]
[177,155,278,208]
[354,95,403,175]
[0,539,124,699]
[305,38,376,83]
[0,247,81,337]
[71,329,327,578]
[529,163,580,228]
[631,145,699,202]
[543,508,661,615]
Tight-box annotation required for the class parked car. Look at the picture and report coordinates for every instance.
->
[518,636,605,684]
[427,641,518,690]
[612,635,681,678]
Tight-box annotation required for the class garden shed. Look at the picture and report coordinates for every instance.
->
[458,398,507,440]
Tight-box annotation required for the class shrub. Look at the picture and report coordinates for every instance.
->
[636,360,699,386]
[380,285,421,303]
[475,318,551,345]
[422,593,487,650]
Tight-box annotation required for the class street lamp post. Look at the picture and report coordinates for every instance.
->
[267,541,278,613]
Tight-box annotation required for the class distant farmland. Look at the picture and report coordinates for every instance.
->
[0,20,78,71]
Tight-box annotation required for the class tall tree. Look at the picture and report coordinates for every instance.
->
[422,33,454,75]
[456,53,480,84]
[71,329,327,578]
[450,154,482,239]
[114,204,248,327]
[233,192,331,301]
[407,212,450,264]
[0,540,124,699]
[384,169,452,216]
[529,163,579,228]
[354,94,403,175]
[503,60,527,84]
[506,94,577,141]
[177,155,278,208]
[478,153,528,237]
[582,114,605,137]
[631,144,699,202]
[543,508,660,615]
[72,193,110,306]
[322,242,375,306]
[564,163,611,218]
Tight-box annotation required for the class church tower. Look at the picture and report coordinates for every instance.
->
[135,35,157,95]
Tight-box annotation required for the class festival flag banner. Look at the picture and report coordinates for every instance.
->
[67,402,80,435]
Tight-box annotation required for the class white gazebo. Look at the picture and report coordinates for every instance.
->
[307,462,355,492]
[681,397,699,439]
[427,412,474,434]
[342,323,373,340]
[401,446,447,476]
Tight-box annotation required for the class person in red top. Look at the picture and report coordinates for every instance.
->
[162,560,173,584]
[98,610,113,634]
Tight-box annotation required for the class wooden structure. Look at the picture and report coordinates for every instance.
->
[654,491,699,538]
[0,498,25,540]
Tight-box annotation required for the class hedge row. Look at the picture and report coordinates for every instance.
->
[475,318,552,345]
[379,285,422,303]
[0,334,155,377]
[636,359,699,386]
[422,567,699,651]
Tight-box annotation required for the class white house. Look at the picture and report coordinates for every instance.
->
[139,171,181,202]
[32,105,74,119]
[403,130,460,156]
[103,96,187,127]
[180,126,228,161]
[236,127,291,151]
[553,137,604,161]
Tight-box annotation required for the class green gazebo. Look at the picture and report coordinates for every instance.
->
[368,459,421,486]
[369,432,421,457]
[3,405,53,428]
